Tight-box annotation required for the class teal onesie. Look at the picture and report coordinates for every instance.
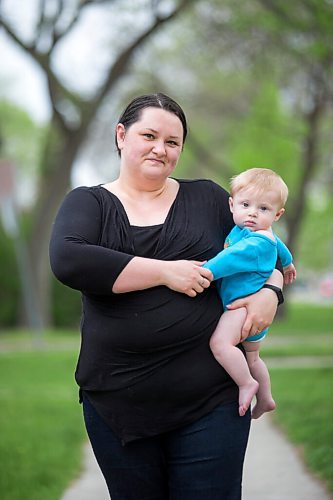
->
[203,225,293,341]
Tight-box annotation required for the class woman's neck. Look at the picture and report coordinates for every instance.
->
[112,176,172,201]
[103,177,179,226]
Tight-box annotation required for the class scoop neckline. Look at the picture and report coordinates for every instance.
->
[98,182,181,228]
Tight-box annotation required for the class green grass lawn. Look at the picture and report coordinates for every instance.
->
[0,350,85,500]
[0,302,332,498]
[271,368,333,493]
[263,341,333,357]
[271,302,332,336]
[263,302,333,357]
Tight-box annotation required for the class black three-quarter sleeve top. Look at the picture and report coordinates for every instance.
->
[49,179,238,444]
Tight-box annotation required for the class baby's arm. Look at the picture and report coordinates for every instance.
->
[203,238,258,279]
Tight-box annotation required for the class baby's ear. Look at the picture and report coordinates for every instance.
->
[229,197,234,212]
[275,208,285,221]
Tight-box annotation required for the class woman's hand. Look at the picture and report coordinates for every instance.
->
[113,257,213,294]
[160,260,213,297]
[226,287,278,339]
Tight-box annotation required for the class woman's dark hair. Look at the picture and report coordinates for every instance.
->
[115,93,187,156]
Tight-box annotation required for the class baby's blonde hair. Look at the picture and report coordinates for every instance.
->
[230,168,289,208]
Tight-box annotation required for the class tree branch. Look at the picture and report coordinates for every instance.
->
[51,0,87,49]
[0,16,37,57]
[47,0,65,51]
[186,133,233,181]
[0,13,86,129]
[34,0,47,50]
[51,0,111,48]
[84,0,194,125]
[256,0,306,30]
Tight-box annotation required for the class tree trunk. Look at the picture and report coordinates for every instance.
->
[285,78,326,255]
[27,123,88,326]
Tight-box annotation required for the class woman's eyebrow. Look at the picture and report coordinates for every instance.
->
[144,127,181,139]
[143,128,158,133]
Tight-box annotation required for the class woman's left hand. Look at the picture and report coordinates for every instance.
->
[226,287,279,339]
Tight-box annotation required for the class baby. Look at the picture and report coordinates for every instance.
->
[204,168,296,418]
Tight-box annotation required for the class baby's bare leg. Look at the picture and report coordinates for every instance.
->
[210,308,259,417]
[243,341,276,419]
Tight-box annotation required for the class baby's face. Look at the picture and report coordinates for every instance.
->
[229,188,285,231]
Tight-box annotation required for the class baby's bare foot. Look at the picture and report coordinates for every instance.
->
[239,380,259,416]
[251,398,276,419]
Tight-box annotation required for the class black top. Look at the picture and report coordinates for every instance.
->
[49,179,238,443]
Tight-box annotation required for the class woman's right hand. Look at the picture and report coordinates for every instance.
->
[160,260,213,297]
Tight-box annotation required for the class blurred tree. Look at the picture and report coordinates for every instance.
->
[0,0,197,325]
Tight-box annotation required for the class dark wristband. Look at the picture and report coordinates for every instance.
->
[262,284,284,306]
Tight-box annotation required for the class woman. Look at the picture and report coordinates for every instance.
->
[50,93,283,499]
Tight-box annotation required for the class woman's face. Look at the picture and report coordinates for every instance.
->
[116,107,184,183]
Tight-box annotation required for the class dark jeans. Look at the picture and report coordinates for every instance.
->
[83,395,251,500]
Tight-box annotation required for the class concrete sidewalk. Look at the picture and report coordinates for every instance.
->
[62,442,108,500]
[243,414,331,499]
[61,414,331,500]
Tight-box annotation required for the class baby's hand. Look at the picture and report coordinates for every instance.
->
[283,263,297,285]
